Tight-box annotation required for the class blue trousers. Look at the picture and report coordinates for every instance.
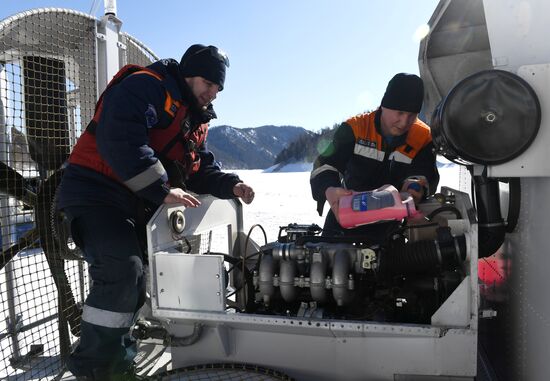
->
[63,206,146,378]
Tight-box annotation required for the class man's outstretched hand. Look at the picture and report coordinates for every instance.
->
[163,188,201,207]
[233,182,255,204]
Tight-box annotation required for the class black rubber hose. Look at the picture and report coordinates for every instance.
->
[505,177,521,233]
[379,232,467,277]
[473,176,506,258]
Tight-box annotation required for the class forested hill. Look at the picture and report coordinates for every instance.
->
[207,125,313,169]
[273,124,338,166]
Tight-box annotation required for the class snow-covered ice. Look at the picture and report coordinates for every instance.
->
[263,162,313,173]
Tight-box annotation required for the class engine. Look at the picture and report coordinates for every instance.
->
[247,221,467,324]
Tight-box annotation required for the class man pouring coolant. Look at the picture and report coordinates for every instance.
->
[56,44,254,380]
[310,73,439,240]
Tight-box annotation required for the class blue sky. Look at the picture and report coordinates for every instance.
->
[1,1,439,131]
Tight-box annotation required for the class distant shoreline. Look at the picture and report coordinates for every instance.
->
[226,159,457,173]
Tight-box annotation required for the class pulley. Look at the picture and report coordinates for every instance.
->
[431,69,541,165]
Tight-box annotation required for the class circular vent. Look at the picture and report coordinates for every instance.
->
[431,69,541,165]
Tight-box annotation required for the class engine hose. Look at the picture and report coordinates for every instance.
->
[132,320,203,347]
[242,224,268,306]
[505,177,521,233]
[379,231,467,277]
[168,322,203,347]
[473,176,506,258]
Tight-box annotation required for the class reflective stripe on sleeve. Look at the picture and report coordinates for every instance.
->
[388,151,413,164]
[353,144,384,161]
[123,160,166,192]
[81,304,135,329]
[310,164,339,180]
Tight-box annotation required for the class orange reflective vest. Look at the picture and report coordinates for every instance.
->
[68,64,207,183]
[346,111,432,165]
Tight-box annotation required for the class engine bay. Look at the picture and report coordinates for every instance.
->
[247,220,466,324]
[146,191,471,327]
[141,188,477,379]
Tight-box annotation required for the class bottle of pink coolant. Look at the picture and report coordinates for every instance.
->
[337,184,418,229]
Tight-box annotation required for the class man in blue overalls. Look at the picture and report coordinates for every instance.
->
[57,44,255,380]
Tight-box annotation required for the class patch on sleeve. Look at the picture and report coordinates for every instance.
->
[145,104,158,128]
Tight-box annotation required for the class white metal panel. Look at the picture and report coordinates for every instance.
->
[432,276,471,327]
[483,0,550,72]
[146,196,241,255]
[503,177,550,380]
[418,0,492,122]
[147,196,243,319]
[168,324,476,380]
[154,253,225,312]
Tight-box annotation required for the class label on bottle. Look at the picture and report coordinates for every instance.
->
[351,191,394,212]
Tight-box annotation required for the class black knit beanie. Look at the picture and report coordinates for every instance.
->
[381,73,424,113]
[179,44,228,90]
